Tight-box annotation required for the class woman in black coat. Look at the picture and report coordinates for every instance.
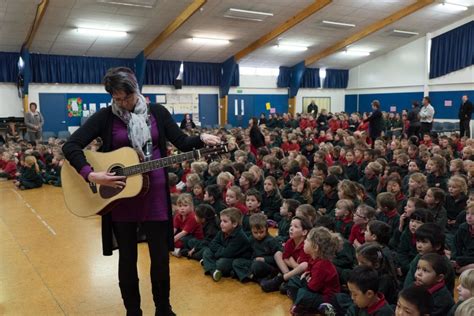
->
[249,117,265,156]
[180,113,196,130]
[365,100,384,146]
[62,67,220,316]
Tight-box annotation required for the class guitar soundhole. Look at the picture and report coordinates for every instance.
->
[99,165,126,199]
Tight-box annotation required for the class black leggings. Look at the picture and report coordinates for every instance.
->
[112,221,170,314]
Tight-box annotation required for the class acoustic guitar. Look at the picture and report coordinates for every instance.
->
[61,145,228,217]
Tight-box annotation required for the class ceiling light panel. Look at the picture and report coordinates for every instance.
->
[223,7,273,22]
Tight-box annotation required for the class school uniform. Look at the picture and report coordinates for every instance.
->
[276,216,291,243]
[335,215,354,239]
[345,294,394,316]
[184,219,219,260]
[453,223,474,267]
[333,238,356,276]
[232,234,282,282]
[396,228,418,275]
[445,194,467,231]
[43,164,62,186]
[376,209,400,249]
[427,173,448,191]
[349,224,366,245]
[0,160,17,179]
[447,300,463,316]
[17,165,43,189]
[395,192,406,214]
[202,226,252,276]
[359,176,378,201]
[231,202,248,215]
[210,199,227,215]
[311,187,323,209]
[282,238,311,264]
[242,211,263,236]
[429,205,448,231]
[428,281,455,316]
[345,163,360,182]
[173,211,204,249]
[403,254,455,294]
[261,190,283,221]
[315,190,338,215]
[287,258,340,312]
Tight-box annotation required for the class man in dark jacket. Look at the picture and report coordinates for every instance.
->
[459,95,473,137]
[307,101,318,118]
[365,100,384,146]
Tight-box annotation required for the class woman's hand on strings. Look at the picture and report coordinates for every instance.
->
[88,171,126,188]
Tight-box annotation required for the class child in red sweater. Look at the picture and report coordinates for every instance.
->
[225,186,248,215]
[287,227,341,315]
[172,193,203,257]
[349,204,376,248]
[0,152,17,180]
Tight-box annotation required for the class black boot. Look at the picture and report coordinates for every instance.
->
[153,279,176,316]
[119,282,142,316]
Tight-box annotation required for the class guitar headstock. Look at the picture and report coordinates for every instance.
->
[197,143,229,160]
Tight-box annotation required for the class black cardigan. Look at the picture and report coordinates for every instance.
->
[62,103,204,255]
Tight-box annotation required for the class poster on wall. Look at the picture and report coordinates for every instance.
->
[444,100,452,107]
[67,97,83,118]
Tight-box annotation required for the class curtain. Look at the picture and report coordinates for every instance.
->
[277,66,291,87]
[0,52,20,82]
[324,69,348,88]
[430,21,474,79]
[183,62,221,86]
[300,67,320,88]
[230,64,239,86]
[30,54,134,83]
[144,59,181,85]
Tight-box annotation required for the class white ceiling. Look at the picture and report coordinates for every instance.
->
[0,0,472,69]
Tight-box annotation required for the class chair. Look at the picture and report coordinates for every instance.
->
[57,130,71,140]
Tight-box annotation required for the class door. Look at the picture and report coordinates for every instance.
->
[199,94,218,127]
[39,93,68,134]
[228,95,253,128]
[303,97,331,114]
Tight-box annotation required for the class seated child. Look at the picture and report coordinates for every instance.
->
[172,193,203,257]
[182,204,218,260]
[350,204,376,248]
[225,185,248,215]
[232,213,281,283]
[261,176,283,222]
[315,175,339,215]
[397,209,434,276]
[0,152,17,180]
[13,155,43,190]
[203,184,226,215]
[277,199,301,243]
[242,189,263,234]
[414,253,454,316]
[295,204,319,226]
[261,216,312,292]
[448,269,474,316]
[395,286,433,316]
[334,199,355,239]
[453,203,474,273]
[375,192,400,249]
[202,207,252,281]
[359,161,382,201]
[346,266,394,316]
[424,187,447,230]
[404,223,455,294]
[286,227,341,315]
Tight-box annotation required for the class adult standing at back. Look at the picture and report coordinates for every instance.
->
[419,96,435,136]
[248,117,265,156]
[364,100,384,146]
[24,102,44,143]
[459,95,473,137]
[407,101,421,138]
[307,101,318,118]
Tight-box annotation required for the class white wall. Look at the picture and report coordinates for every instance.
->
[0,83,23,117]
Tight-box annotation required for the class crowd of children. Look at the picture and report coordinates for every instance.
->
[0,137,65,189]
[2,109,474,315]
[167,110,474,316]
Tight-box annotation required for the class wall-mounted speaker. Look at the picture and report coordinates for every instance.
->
[174,79,182,89]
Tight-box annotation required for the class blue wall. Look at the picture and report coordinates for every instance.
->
[227,94,288,127]
[428,90,474,119]
[345,92,423,114]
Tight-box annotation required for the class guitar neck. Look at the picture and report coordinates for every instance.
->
[119,151,197,176]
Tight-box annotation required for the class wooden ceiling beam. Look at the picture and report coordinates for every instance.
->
[144,0,207,57]
[234,0,332,62]
[23,0,50,50]
[304,0,435,66]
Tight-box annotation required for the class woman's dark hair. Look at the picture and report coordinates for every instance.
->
[103,67,139,95]
[371,100,380,109]
[195,203,216,222]
[205,184,221,202]
[415,223,445,254]
[250,117,258,127]
[399,286,433,315]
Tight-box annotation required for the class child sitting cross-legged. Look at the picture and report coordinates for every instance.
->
[261,216,312,292]
[276,199,301,244]
[346,265,394,316]
[232,213,282,283]
[286,227,341,316]
[202,207,252,282]
[172,193,203,257]
[414,253,454,316]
